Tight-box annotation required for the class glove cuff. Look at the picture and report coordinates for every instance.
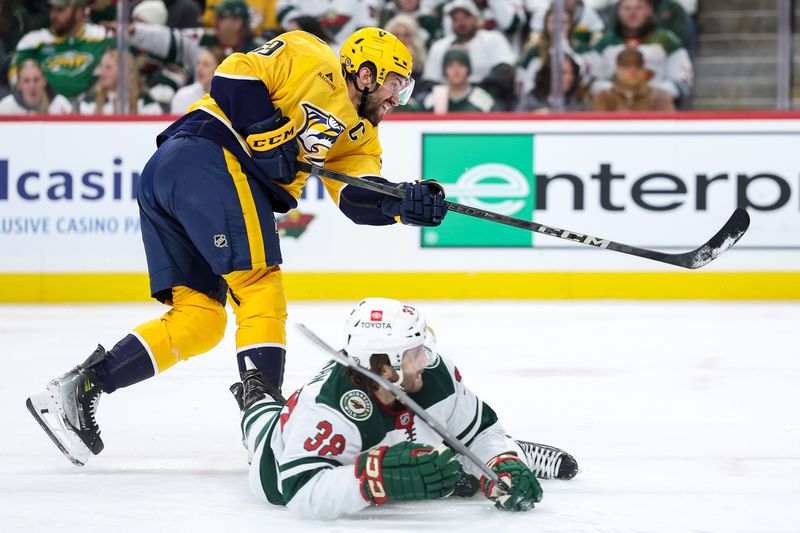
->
[486,452,520,469]
[246,117,295,152]
[355,446,390,506]
[480,452,522,498]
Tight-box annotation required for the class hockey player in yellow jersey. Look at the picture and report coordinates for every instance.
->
[26,28,447,466]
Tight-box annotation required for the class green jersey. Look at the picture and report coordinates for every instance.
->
[11,24,113,98]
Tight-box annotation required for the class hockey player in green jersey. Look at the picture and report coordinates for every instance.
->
[11,0,113,99]
[231,298,578,518]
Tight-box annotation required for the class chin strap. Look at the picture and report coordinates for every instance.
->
[352,73,380,118]
[391,365,405,391]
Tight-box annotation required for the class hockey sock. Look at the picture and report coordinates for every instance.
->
[224,267,288,390]
[93,334,155,393]
[237,346,285,391]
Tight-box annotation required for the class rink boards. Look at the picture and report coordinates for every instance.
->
[1,114,798,301]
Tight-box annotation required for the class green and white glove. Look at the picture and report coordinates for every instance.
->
[354,442,460,505]
[480,452,543,512]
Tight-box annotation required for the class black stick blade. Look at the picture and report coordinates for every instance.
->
[670,208,751,269]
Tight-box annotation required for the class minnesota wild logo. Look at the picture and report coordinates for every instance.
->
[276,210,315,238]
[340,389,372,421]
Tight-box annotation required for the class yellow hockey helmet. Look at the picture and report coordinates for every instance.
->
[340,27,415,105]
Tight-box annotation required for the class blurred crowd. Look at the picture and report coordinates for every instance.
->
[0,0,698,116]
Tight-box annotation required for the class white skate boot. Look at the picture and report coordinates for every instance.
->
[26,346,106,466]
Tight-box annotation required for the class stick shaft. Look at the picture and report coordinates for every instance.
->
[297,162,749,270]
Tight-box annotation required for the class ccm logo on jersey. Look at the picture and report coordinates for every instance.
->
[298,102,346,163]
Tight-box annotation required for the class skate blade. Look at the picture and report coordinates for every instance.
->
[26,393,91,466]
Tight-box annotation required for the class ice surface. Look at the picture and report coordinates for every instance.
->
[2,301,799,532]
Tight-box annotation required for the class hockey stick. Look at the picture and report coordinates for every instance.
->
[298,161,750,270]
[294,322,510,492]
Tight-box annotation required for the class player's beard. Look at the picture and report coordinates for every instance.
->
[361,90,393,127]
[400,370,424,393]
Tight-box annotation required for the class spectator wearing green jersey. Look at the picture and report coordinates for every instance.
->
[587,0,692,104]
[10,0,112,99]
[421,47,497,113]
[606,0,692,49]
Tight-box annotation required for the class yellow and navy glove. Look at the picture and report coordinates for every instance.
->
[381,179,447,227]
[244,108,298,184]
[480,452,543,512]
[354,442,460,505]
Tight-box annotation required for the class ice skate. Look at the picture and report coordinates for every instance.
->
[26,346,106,466]
[243,369,285,409]
[230,366,285,413]
[514,440,579,480]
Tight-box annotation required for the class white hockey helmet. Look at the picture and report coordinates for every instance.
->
[344,298,436,379]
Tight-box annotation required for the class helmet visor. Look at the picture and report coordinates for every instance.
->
[397,77,415,106]
[401,343,435,375]
[384,73,415,106]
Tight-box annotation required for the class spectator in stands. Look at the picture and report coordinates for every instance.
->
[204,0,277,38]
[606,0,691,48]
[276,0,379,51]
[170,46,224,113]
[124,0,264,76]
[213,0,260,54]
[132,1,169,26]
[380,0,441,48]
[526,0,613,13]
[591,47,674,111]
[11,0,113,100]
[516,53,584,112]
[421,47,497,112]
[588,0,692,105]
[131,0,191,112]
[79,48,162,114]
[164,0,204,29]
[423,0,517,109]
[0,59,74,114]
[518,5,590,99]
[1,0,50,97]
[283,15,335,44]
[426,0,525,44]
[528,0,604,49]
[87,0,117,24]
[384,14,428,84]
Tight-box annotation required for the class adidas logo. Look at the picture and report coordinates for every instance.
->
[317,71,335,90]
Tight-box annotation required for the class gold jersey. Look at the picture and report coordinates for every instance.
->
[189,30,383,207]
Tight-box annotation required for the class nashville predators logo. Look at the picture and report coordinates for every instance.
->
[298,102,346,164]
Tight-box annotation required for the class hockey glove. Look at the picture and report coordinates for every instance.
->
[355,442,460,505]
[381,180,447,227]
[244,108,299,184]
[480,452,543,512]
